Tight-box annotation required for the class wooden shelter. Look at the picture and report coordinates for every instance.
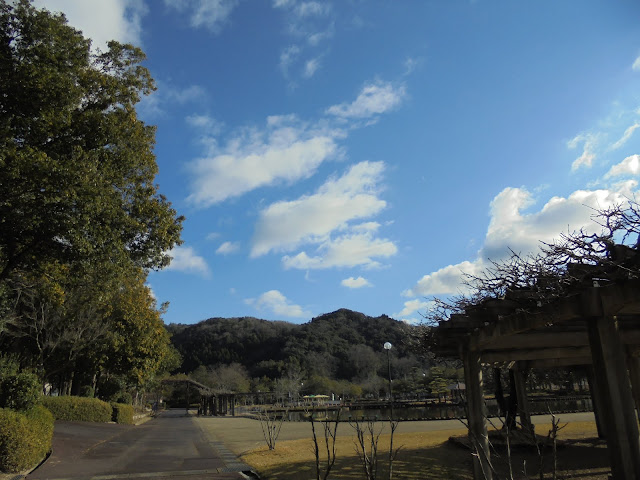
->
[430,255,640,479]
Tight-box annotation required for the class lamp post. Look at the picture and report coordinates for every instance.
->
[384,342,393,419]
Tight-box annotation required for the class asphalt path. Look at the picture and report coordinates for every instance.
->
[28,410,257,480]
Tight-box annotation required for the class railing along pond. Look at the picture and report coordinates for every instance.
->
[237,395,593,422]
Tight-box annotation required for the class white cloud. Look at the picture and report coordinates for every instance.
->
[403,57,420,76]
[186,114,221,132]
[245,290,310,318]
[164,246,210,277]
[273,0,331,19]
[341,276,372,288]
[405,185,632,298]
[283,233,397,269]
[394,299,433,319]
[605,154,640,178]
[216,241,240,255]
[481,186,626,260]
[33,0,147,50]
[206,232,221,240]
[633,55,640,71]
[280,45,301,75]
[164,0,239,32]
[609,123,640,151]
[307,28,333,46]
[138,82,207,119]
[186,117,339,206]
[294,1,330,18]
[303,57,321,78]
[251,161,386,257]
[568,133,598,170]
[326,81,406,119]
[273,0,334,82]
[404,261,483,297]
[352,222,381,232]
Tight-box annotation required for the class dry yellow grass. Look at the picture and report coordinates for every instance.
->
[240,421,609,480]
[242,428,473,480]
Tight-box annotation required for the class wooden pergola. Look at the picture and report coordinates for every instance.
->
[431,272,640,479]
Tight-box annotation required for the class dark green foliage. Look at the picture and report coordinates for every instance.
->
[110,402,134,424]
[79,385,94,398]
[41,396,111,422]
[171,317,297,373]
[0,405,53,473]
[0,372,40,411]
[171,309,426,383]
[0,0,183,404]
[95,375,127,402]
[0,0,183,280]
[114,392,133,405]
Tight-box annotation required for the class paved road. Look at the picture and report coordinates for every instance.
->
[28,410,257,480]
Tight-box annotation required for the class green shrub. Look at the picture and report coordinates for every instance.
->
[0,405,54,473]
[114,392,132,404]
[0,356,19,379]
[79,385,95,398]
[41,396,112,423]
[110,402,134,424]
[0,372,41,411]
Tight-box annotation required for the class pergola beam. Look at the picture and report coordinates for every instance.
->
[481,346,591,363]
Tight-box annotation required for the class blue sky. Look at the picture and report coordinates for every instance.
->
[35,0,640,324]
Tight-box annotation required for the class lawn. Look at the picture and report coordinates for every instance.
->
[240,421,611,480]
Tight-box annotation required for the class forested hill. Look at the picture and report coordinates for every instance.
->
[167,309,424,381]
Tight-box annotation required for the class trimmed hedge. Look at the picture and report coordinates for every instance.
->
[0,372,41,411]
[41,396,112,423]
[111,402,134,424]
[0,405,54,473]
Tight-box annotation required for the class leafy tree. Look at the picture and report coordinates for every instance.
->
[0,0,183,280]
[428,367,450,401]
[103,269,177,388]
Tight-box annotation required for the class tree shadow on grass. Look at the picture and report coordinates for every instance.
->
[246,435,612,480]
[246,442,474,480]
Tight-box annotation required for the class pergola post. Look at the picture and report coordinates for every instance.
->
[463,349,492,480]
[512,362,532,432]
[626,351,640,422]
[585,366,608,439]
[588,315,640,479]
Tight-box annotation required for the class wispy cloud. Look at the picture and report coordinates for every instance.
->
[245,290,310,318]
[274,0,334,83]
[403,57,420,76]
[326,81,406,119]
[341,276,372,288]
[280,45,301,76]
[633,55,640,71]
[303,57,321,78]
[568,133,599,170]
[164,0,239,32]
[138,82,207,119]
[186,116,340,206]
[216,241,240,255]
[34,0,148,50]
[609,123,640,151]
[251,161,387,257]
[164,246,211,277]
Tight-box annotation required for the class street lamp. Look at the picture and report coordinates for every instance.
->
[384,342,393,418]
